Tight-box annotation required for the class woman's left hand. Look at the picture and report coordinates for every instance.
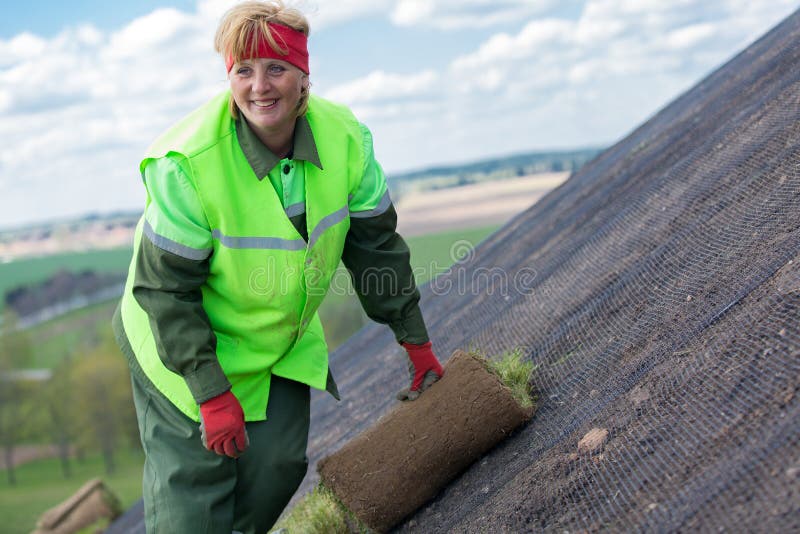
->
[199,390,250,457]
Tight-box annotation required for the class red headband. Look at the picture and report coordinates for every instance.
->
[226,22,309,74]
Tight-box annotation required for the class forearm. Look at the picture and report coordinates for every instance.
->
[342,205,429,344]
[132,236,230,403]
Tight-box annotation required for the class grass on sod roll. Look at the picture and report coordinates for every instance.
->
[275,484,370,534]
[484,347,537,410]
[277,348,536,533]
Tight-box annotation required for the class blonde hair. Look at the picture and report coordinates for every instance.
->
[214,1,311,118]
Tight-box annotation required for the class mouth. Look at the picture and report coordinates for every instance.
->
[253,99,278,109]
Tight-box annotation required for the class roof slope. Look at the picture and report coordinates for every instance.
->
[305,8,800,532]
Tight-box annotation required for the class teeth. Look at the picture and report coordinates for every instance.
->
[254,99,277,107]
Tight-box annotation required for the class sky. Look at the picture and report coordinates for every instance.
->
[0,1,798,229]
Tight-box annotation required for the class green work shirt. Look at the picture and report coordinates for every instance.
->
[113,113,429,404]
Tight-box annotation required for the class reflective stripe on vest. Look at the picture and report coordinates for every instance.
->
[211,229,306,251]
[121,91,365,421]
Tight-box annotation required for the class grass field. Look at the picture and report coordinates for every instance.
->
[319,224,499,348]
[24,300,119,368]
[406,224,499,282]
[0,248,132,312]
[0,448,144,534]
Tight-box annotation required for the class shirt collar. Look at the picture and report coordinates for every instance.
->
[235,115,323,181]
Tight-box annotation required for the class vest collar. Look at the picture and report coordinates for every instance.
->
[235,114,323,181]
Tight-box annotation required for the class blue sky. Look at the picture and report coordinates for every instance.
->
[0,0,798,228]
[0,1,198,38]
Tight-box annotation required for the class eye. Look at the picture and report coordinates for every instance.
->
[236,65,252,76]
[267,64,286,75]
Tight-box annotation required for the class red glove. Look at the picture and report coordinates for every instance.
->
[199,390,249,458]
[397,341,444,401]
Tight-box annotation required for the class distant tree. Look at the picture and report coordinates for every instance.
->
[71,337,137,475]
[43,353,78,479]
[0,311,33,485]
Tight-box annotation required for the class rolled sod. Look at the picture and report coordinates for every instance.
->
[317,350,535,532]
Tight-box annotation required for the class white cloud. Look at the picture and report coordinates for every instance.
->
[665,23,717,50]
[198,0,562,32]
[0,3,230,228]
[324,69,439,106]
[447,0,795,99]
[194,0,392,33]
[0,32,48,67]
[452,18,574,72]
[302,0,392,30]
[391,0,433,26]
[197,0,239,20]
[106,8,197,59]
[73,25,104,47]
[1,0,799,227]
[325,0,798,174]
[390,0,563,30]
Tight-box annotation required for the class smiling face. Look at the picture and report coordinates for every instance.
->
[229,58,308,144]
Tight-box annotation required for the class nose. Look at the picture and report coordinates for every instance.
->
[252,69,272,94]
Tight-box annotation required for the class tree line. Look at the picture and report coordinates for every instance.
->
[0,311,138,486]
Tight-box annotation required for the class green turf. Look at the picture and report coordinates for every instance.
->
[485,348,538,409]
[275,347,537,534]
[274,484,367,534]
[0,448,144,534]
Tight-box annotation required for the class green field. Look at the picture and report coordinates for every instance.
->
[406,225,498,282]
[319,224,499,348]
[0,448,144,534]
[0,248,132,312]
[23,300,119,368]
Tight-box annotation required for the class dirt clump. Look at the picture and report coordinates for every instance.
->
[578,428,609,455]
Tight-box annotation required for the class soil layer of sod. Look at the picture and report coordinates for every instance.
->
[317,350,535,532]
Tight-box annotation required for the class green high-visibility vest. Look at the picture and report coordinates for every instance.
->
[120,91,365,421]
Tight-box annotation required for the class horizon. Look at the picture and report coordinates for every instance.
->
[0,144,598,232]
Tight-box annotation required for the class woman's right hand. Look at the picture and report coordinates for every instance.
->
[396,341,444,401]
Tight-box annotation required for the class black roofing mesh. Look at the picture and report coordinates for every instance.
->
[306,8,800,532]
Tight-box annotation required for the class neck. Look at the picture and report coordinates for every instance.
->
[241,116,297,159]
[250,120,295,159]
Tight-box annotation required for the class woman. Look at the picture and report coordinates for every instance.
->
[112,1,443,532]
